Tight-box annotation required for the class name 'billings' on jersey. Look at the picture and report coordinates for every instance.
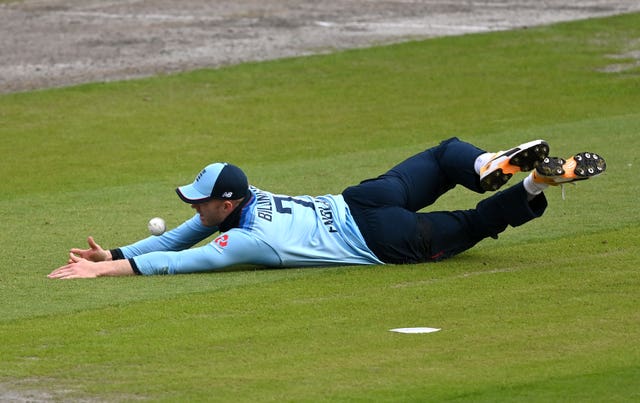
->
[237,186,382,266]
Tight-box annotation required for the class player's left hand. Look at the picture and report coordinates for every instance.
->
[48,254,100,279]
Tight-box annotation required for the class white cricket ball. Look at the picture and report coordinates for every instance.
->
[148,217,166,236]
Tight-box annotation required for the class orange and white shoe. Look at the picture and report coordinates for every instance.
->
[479,139,549,191]
[533,152,606,185]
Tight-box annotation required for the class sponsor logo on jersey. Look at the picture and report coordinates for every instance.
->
[214,234,229,248]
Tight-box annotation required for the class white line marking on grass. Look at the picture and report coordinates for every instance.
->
[390,327,441,334]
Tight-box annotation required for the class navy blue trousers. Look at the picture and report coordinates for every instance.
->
[342,137,547,264]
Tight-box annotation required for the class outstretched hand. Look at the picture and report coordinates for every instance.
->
[49,248,135,280]
[69,236,110,263]
[49,253,101,279]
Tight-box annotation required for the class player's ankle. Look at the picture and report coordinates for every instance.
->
[523,173,548,196]
[474,152,494,175]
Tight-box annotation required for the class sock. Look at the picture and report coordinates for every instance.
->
[474,152,495,175]
[523,173,548,196]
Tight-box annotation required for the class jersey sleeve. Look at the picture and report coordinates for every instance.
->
[119,214,216,258]
[130,228,282,275]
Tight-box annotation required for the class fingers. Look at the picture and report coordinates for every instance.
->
[67,252,80,264]
[51,254,87,279]
[87,236,100,250]
[48,265,76,279]
[68,250,82,262]
[57,238,104,278]
[49,270,82,280]
[69,237,104,262]
[69,252,82,263]
[48,260,93,280]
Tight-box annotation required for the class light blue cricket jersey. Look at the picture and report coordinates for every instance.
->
[121,186,383,275]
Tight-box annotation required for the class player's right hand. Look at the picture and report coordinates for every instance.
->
[51,254,100,279]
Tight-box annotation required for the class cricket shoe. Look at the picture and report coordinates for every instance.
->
[533,152,606,185]
[479,139,549,191]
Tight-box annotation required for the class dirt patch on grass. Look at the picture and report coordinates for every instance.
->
[1,0,640,93]
[0,379,70,402]
[599,44,640,73]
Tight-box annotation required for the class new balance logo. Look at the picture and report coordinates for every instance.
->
[222,192,233,198]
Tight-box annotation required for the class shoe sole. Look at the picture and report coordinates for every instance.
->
[480,140,549,191]
[537,152,606,184]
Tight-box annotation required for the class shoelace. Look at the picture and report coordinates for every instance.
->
[560,182,578,201]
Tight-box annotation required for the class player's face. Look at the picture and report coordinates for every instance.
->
[191,199,231,227]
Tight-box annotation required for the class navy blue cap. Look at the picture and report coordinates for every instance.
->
[176,163,248,203]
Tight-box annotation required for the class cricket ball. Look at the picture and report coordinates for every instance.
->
[148,217,166,236]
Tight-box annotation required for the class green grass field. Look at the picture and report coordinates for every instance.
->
[1,12,639,402]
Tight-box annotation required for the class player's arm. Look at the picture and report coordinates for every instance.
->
[66,214,215,264]
[49,230,280,279]
[131,229,281,275]
[112,214,217,259]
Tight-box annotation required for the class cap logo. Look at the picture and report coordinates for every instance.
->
[222,191,233,198]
